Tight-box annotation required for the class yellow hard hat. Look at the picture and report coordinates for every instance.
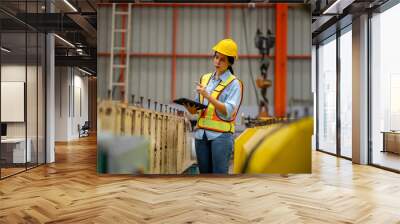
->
[212,39,238,59]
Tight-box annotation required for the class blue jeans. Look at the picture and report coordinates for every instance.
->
[195,132,233,174]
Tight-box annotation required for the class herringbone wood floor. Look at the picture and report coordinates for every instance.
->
[1,135,400,223]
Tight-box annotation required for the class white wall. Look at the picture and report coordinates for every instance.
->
[1,64,46,164]
[1,65,26,141]
[1,66,26,137]
[55,67,69,141]
[77,71,89,138]
[55,67,89,141]
[1,65,38,137]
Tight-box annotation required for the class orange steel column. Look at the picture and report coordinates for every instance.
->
[171,8,178,101]
[274,4,288,117]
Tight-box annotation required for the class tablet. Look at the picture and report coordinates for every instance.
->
[173,98,207,110]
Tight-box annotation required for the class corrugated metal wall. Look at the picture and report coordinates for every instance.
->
[287,7,312,109]
[98,4,311,115]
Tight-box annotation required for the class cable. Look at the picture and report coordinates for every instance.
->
[241,7,260,105]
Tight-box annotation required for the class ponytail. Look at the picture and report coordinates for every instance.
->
[228,65,234,74]
[227,56,235,74]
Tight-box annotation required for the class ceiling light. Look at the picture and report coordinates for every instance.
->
[54,34,75,48]
[78,67,93,76]
[1,47,11,53]
[63,0,78,12]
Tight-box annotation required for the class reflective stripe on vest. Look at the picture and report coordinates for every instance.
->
[197,72,242,133]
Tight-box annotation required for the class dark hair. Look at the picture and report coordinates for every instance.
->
[227,56,235,74]
[214,52,235,74]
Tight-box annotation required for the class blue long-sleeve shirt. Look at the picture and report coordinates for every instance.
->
[194,70,242,140]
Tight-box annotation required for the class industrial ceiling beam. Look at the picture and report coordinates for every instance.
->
[1,12,97,47]
[55,55,96,73]
[11,13,84,32]
[67,14,97,40]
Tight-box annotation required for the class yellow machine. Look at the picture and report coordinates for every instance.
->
[233,117,313,174]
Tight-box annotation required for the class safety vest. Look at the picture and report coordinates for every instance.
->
[197,72,243,133]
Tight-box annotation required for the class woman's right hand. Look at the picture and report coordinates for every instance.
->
[184,103,198,114]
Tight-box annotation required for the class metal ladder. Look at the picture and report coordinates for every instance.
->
[108,3,132,102]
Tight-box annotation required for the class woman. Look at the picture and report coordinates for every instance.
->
[185,39,243,174]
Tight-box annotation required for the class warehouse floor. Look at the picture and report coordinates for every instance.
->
[0,135,400,223]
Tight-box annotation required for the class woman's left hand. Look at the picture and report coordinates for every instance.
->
[196,83,209,98]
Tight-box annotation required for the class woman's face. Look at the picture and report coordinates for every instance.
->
[213,52,229,74]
